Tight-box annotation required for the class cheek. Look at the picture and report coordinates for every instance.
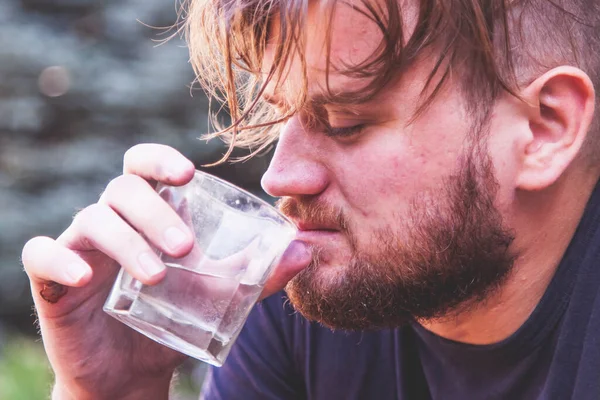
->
[331,129,461,219]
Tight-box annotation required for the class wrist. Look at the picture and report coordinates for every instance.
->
[52,383,74,400]
[52,373,173,400]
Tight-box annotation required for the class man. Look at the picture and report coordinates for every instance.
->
[22,0,600,398]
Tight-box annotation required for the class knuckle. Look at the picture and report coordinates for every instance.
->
[21,236,50,267]
[124,143,163,166]
[123,144,143,167]
[73,203,106,227]
[104,174,145,201]
[71,204,143,253]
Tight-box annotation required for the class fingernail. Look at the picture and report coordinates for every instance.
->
[164,226,188,252]
[138,252,165,279]
[65,263,88,283]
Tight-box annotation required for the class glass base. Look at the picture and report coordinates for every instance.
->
[103,266,263,367]
[104,307,232,367]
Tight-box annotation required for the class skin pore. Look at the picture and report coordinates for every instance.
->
[259,1,596,344]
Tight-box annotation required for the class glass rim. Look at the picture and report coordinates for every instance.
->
[192,169,296,229]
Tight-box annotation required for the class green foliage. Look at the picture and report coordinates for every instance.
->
[0,335,53,400]
[0,335,205,400]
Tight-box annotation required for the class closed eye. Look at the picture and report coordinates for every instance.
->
[324,124,365,138]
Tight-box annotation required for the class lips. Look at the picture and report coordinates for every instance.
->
[291,219,339,232]
[289,220,341,245]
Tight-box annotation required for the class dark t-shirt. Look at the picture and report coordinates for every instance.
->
[201,182,600,400]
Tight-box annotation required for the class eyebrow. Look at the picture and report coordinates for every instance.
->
[263,91,367,110]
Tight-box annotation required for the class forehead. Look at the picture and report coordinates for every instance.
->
[263,1,411,102]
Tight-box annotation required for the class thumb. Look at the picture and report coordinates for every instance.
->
[260,240,311,300]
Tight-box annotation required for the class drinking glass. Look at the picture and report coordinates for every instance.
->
[103,170,296,366]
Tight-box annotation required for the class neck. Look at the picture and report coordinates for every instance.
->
[418,172,598,345]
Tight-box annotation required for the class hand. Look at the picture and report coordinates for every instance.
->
[21,143,311,399]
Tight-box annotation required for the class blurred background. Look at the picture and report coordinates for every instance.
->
[0,1,273,398]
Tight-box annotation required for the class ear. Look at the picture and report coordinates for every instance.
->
[516,66,595,191]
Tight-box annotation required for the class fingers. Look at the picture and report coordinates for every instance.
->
[22,236,92,287]
[123,143,195,186]
[99,174,194,258]
[260,240,311,300]
[24,143,196,306]
[59,203,169,284]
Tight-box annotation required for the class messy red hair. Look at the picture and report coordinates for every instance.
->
[182,0,600,165]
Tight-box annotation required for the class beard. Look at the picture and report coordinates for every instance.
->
[277,143,516,331]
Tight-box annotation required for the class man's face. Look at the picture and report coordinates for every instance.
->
[261,2,517,330]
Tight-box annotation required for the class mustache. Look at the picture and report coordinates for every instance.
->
[276,197,350,233]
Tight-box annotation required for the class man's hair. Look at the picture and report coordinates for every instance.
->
[182,0,600,165]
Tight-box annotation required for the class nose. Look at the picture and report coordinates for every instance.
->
[261,116,329,198]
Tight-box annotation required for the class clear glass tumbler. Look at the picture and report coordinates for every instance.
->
[103,170,296,366]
